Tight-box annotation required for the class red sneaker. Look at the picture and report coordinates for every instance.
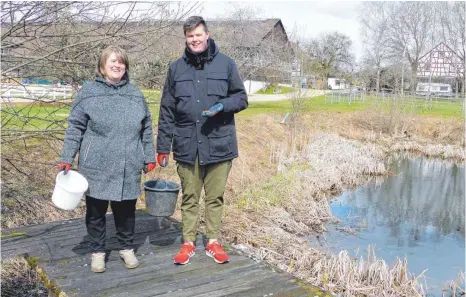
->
[205,241,230,264]
[174,243,195,265]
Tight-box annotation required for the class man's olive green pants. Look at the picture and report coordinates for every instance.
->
[176,156,232,243]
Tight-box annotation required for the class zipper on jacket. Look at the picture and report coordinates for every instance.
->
[83,140,92,163]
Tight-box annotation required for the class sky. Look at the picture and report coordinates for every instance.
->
[199,1,364,60]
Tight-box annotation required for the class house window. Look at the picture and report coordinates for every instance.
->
[425,62,431,71]
[440,86,448,91]
[1,47,10,55]
[335,80,340,86]
[439,52,445,58]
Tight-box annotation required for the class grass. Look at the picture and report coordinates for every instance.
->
[1,90,161,130]
[255,85,296,95]
[2,90,462,132]
[1,102,70,130]
[1,231,27,239]
[141,89,161,103]
[240,94,464,118]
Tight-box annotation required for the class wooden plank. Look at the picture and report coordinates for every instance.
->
[1,212,330,297]
[105,263,265,297]
[46,244,218,292]
[77,258,256,297]
[155,267,284,297]
[105,264,272,297]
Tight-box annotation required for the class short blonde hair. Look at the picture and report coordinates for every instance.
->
[96,45,129,78]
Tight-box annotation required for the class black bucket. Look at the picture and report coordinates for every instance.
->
[143,180,180,217]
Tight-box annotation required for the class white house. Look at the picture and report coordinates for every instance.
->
[327,77,350,90]
[415,82,453,97]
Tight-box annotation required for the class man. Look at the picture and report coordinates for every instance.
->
[156,16,248,265]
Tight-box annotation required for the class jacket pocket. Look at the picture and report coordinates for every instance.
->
[208,126,232,157]
[174,77,193,114]
[83,139,92,163]
[207,72,228,97]
[173,127,192,157]
[79,137,103,170]
[174,75,193,98]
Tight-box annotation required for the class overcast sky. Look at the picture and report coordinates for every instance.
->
[199,1,364,60]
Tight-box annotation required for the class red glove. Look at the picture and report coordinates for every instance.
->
[157,153,169,167]
[57,162,71,175]
[144,162,156,173]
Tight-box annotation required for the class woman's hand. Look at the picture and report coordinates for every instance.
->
[57,162,71,175]
[144,162,156,173]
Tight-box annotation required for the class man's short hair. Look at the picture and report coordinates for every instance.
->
[183,16,208,35]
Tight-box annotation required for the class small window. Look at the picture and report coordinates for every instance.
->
[439,52,445,58]
[335,80,340,86]
[440,86,448,91]
[425,62,431,71]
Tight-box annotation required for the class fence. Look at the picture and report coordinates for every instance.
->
[1,84,74,103]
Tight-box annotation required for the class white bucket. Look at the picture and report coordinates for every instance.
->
[52,170,89,210]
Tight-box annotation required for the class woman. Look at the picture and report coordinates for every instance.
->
[58,45,156,273]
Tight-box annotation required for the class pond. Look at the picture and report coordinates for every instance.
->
[315,157,465,296]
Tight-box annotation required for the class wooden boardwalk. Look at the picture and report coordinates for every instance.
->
[1,211,327,297]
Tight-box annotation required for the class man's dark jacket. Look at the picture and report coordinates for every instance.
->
[157,39,248,165]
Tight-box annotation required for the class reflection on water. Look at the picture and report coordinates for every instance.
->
[318,157,465,296]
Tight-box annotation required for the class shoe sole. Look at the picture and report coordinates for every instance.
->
[174,251,195,265]
[205,251,229,264]
[91,267,105,273]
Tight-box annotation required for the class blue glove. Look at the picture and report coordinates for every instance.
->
[202,103,223,117]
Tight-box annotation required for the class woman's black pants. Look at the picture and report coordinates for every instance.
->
[85,196,137,253]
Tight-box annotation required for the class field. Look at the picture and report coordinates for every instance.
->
[2,91,463,132]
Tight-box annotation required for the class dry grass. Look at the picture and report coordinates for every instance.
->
[448,272,466,297]
[1,138,86,228]
[302,111,464,161]
[1,257,49,297]
[305,111,465,148]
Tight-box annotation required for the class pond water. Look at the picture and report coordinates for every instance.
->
[314,157,465,296]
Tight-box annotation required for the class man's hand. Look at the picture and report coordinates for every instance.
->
[157,153,169,167]
[202,103,223,117]
[144,162,156,173]
[57,162,71,175]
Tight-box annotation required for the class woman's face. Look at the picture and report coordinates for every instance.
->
[103,52,126,84]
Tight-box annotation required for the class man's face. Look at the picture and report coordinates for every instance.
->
[185,24,210,54]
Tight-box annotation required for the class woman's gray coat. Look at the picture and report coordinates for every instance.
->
[60,76,156,201]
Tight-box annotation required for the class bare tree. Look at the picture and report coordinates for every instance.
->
[436,1,465,96]
[304,31,355,90]
[359,2,391,93]
[384,2,436,92]
[1,1,199,198]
